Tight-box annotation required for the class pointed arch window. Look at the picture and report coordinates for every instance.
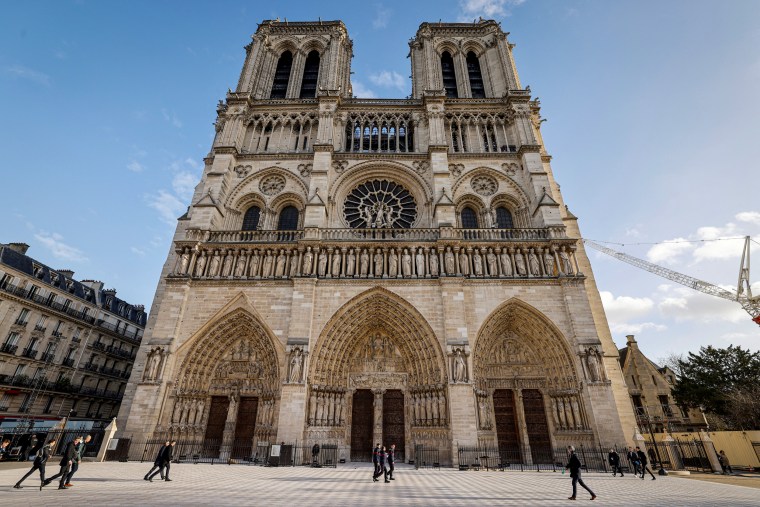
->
[242,206,261,231]
[270,51,293,99]
[441,52,458,98]
[277,205,299,230]
[461,207,479,228]
[467,52,485,98]
[299,50,320,98]
[495,207,514,229]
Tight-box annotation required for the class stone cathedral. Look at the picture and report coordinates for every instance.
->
[118,19,636,465]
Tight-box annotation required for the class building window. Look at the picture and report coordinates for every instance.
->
[43,395,55,414]
[12,364,26,379]
[441,52,458,98]
[0,273,14,289]
[32,367,44,381]
[461,207,479,228]
[19,394,32,413]
[494,207,514,228]
[15,308,30,325]
[299,50,320,98]
[658,395,673,417]
[270,50,293,99]
[277,206,299,231]
[4,332,20,347]
[0,393,11,410]
[466,52,485,98]
[27,285,39,298]
[242,206,261,231]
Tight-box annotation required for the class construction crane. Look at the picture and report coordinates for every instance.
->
[583,236,760,326]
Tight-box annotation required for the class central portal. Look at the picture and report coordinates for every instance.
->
[383,389,405,462]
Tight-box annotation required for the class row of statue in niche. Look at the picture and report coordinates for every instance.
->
[173,244,579,280]
[473,390,588,432]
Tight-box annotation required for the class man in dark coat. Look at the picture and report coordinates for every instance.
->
[373,446,390,483]
[636,446,656,480]
[565,446,596,501]
[43,436,80,489]
[608,448,624,477]
[65,434,91,486]
[387,444,396,481]
[14,439,56,490]
[372,443,380,482]
[144,441,169,481]
[627,446,641,476]
[162,441,175,481]
[149,440,175,481]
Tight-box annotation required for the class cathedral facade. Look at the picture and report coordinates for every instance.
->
[117,19,636,465]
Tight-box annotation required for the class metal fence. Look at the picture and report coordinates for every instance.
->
[106,437,338,468]
[644,438,714,473]
[414,444,441,469]
[0,428,106,462]
[457,444,637,473]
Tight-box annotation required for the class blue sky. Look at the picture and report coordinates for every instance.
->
[1,0,758,362]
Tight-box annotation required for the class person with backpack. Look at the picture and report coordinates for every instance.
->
[14,439,56,490]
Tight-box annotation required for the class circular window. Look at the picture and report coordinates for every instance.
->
[343,179,417,229]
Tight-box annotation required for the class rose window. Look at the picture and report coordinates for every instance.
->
[343,179,417,229]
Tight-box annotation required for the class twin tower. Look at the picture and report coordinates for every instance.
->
[118,19,635,465]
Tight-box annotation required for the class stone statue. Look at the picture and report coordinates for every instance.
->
[143,349,161,381]
[249,250,261,277]
[559,248,573,275]
[359,249,369,277]
[402,249,412,277]
[486,248,498,276]
[500,248,513,276]
[444,247,455,275]
[262,250,274,278]
[452,349,466,383]
[415,248,425,277]
[208,251,221,277]
[194,252,207,277]
[275,249,287,277]
[514,250,527,276]
[331,248,341,276]
[459,250,470,276]
[374,250,383,276]
[178,250,190,275]
[289,348,304,383]
[429,249,439,276]
[528,248,540,276]
[234,252,246,277]
[346,249,356,276]
[586,350,602,382]
[543,249,555,276]
[222,251,233,277]
[289,252,300,277]
[472,249,483,277]
[388,249,398,277]
[302,246,314,275]
[318,249,328,277]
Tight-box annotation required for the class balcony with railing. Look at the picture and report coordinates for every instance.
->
[62,358,75,367]
[33,324,47,333]
[94,320,142,344]
[105,345,136,360]
[0,282,97,326]
[83,362,99,372]
[40,352,55,363]
[0,343,18,355]
[21,347,38,359]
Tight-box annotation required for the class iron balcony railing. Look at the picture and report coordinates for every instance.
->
[0,344,18,355]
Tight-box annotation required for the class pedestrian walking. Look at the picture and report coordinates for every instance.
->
[311,443,320,467]
[148,440,175,481]
[626,446,641,476]
[373,445,390,483]
[14,439,55,490]
[565,446,596,501]
[608,448,624,477]
[636,446,656,480]
[718,450,733,475]
[387,444,396,481]
[372,443,380,482]
[64,434,91,487]
[144,441,169,481]
[44,436,80,489]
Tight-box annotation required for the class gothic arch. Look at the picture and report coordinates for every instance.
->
[452,167,530,208]
[309,287,446,388]
[461,40,486,58]
[226,166,309,210]
[473,298,578,391]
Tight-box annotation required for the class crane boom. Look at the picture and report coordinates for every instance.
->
[583,238,760,324]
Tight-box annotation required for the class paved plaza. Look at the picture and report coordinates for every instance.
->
[1,462,758,506]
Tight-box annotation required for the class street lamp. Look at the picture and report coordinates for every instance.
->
[637,405,668,476]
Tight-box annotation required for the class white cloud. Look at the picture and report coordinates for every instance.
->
[736,211,760,226]
[161,109,183,128]
[600,291,655,322]
[372,5,391,29]
[657,287,747,324]
[34,232,88,263]
[4,65,52,86]
[146,190,186,225]
[351,80,377,98]
[369,70,407,92]
[184,157,200,169]
[609,321,667,335]
[130,246,146,257]
[646,239,693,264]
[625,226,642,238]
[172,171,199,201]
[127,160,146,173]
[458,0,525,20]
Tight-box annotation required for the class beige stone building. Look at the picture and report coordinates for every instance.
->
[0,242,145,435]
[618,335,707,434]
[117,19,636,465]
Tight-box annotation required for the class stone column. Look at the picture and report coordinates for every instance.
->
[372,388,385,448]
[220,394,240,460]
[514,389,533,465]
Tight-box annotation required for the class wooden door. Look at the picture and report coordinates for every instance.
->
[522,389,552,463]
[493,389,522,462]
[383,390,405,462]
[203,396,229,456]
[233,397,258,459]
[350,389,374,462]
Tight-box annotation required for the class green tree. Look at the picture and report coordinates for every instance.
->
[672,345,760,429]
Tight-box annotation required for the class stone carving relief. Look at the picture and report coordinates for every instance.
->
[332,160,349,174]
[412,161,429,174]
[287,345,306,384]
[410,386,448,428]
[143,347,167,383]
[448,346,469,384]
[298,163,313,177]
[308,386,347,427]
[448,163,464,177]
[234,164,252,178]
[501,162,519,176]
[259,174,286,196]
[474,389,493,430]
[550,393,589,431]
[582,347,605,383]
[350,332,405,373]
[471,175,498,196]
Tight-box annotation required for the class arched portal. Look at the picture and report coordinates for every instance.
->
[308,287,448,462]
[473,299,587,464]
[166,308,282,459]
